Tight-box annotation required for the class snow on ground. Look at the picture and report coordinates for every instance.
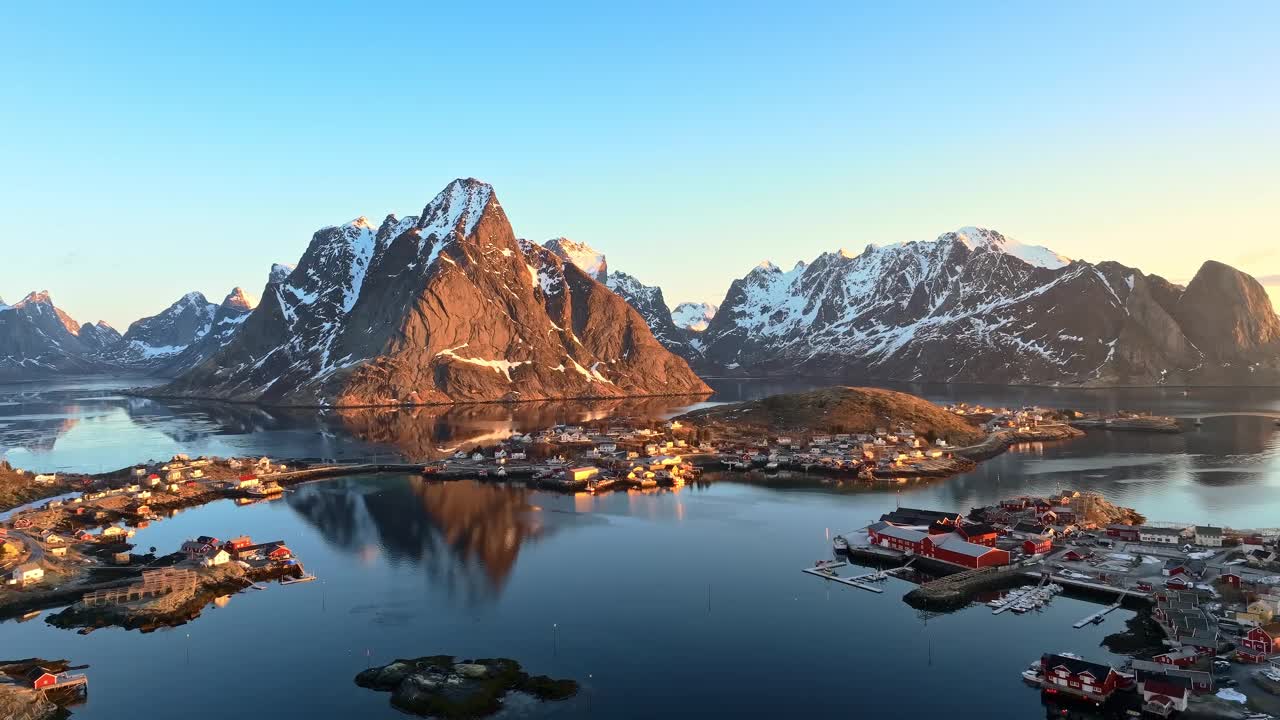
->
[1216,688,1247,703]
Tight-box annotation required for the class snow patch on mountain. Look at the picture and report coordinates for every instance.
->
[671,302,718,332]
[544,238,607,282]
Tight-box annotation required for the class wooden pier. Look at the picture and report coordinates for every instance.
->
[1072,595,1126,628]
[801,558,916,593]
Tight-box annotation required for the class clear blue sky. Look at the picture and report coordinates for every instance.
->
[2,2,1277,328]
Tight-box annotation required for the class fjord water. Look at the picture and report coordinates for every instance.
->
[2,378,1280,718]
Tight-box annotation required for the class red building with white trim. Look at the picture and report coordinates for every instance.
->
[1040,653,1123,702]
[1238,623,1280,663]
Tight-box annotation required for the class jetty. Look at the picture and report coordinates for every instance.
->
[1071,594,1126,628]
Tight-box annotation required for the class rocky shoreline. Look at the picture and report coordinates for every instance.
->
[43,563,295,633]
[355,655,577,719]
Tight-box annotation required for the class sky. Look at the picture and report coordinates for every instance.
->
[1,2,1278,328]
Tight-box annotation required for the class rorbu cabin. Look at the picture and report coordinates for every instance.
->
[26,668,59,690]
[1040,654,1123,701]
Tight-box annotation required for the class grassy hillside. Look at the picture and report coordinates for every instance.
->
[680,386,986,445]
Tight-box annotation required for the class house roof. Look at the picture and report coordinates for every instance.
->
[929,533,1001,558]
[1141,526,1184,537]
[1194,525,1222,536]
[958,522,997,537]
[1013,521,1048,534]
[880,508,960,526]
[15,562,42,573]
[872,525,927,544]
[1042,654,1115,679]
[1137,670,1192,697]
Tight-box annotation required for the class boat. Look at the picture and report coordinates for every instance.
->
[1021,661,1042,684]
[832,535,849,552]
[765,462,779,471]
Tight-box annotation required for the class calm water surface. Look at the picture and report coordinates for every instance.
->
[2,377,1280,718]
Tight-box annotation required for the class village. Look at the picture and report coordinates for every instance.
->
[0,452,315,630]
[0,403,1208,718]
[815,490,1280,718]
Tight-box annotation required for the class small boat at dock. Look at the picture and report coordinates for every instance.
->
[832,535,849,552]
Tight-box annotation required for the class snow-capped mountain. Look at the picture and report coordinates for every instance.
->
[544,238,607,282]
[542,239,697,356]
[671,302,717,332]
[695,227,1280,385]
[0,291,113,379]
[156,179,708,406]
[78,321,123,353]
[108,291,220,367]
[158,286,258,376]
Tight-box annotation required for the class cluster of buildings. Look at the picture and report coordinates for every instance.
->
[1036,652,1204,717]
[866,508,1010,569]
[944,403,1060,432]
[723,428,954,475]
[1104,524,1224,547]
[179,534,293,567]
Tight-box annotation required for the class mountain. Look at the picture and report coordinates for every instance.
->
[108,292,220,368]
[154,179,709,406]
[1172,260,1280,362]
[0,291,111,379]
[159,287,257,376]
[542,239,697,356]
[694,227,1280,385]
[672,302,717,332]
[543,238,606,282]
[77,321,123,353]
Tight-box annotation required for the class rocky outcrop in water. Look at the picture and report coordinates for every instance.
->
[355,655,577,719]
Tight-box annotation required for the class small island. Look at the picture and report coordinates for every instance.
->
[355,655,578,719]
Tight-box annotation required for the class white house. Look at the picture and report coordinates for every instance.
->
[33,473,57,485]
[1194,526,1223,547]
[203,549,231,567]
[10,563,44,585]
[1140,527,1184,545]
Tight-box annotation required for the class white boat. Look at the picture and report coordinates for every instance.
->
[832,535,849,552]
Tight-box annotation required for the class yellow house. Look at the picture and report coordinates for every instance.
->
[1248,600,1276,622]
[567,467,599,482]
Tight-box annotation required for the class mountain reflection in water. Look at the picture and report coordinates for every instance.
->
[333,395,708,460]
[285,476,546,602]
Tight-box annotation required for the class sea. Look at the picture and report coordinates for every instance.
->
[3,376,1280,719]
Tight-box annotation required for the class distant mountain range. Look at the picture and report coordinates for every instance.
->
[5,188,1279,391]
[537,227,1280,386]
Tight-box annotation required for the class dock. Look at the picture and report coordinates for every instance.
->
[801,558,917,593]
[991,574,1051,615]
[1072,595,1126,628]
[800,561,884,593]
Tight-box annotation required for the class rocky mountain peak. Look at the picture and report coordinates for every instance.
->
[544,238,608,282]
[16,290,54,307]
[269,263,295,286]
[415,178,497,241]
[671,302,718,332]
[155,178,707,406]
[1173,260,1280,360]
[938,226,1072,269]
[221,287,254,311]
